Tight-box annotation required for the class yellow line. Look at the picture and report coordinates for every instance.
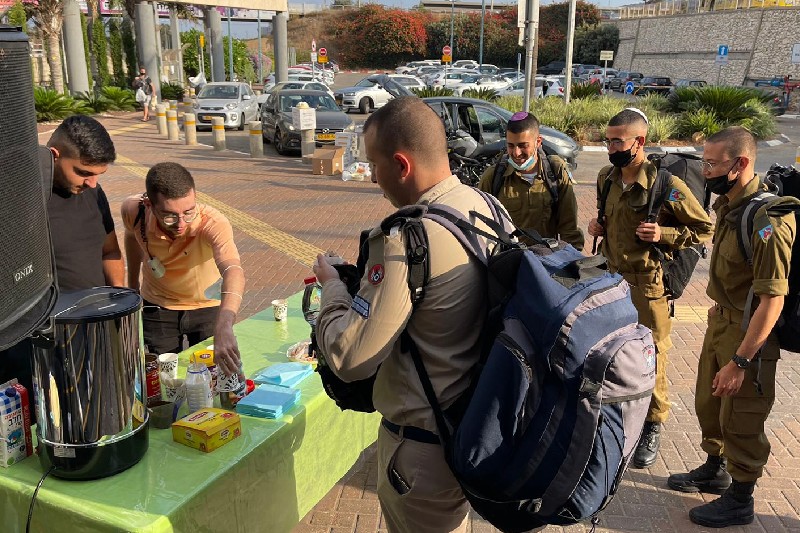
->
[107,123,150,135]
[114,154,323,267]
[673,304,708,323]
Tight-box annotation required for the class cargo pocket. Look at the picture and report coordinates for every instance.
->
[726,397,773,436]
[382,427,414,497]
[636,270,665,300]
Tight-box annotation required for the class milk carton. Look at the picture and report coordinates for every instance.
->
[0,380,33,467]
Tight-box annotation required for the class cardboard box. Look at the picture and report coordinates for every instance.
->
[0,379,32,467]
[172,408,241,453]
[292,106,316,130]
[334,132,357,166]
[312,146,345,176]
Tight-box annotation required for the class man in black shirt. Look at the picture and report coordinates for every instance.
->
[0,115,121,409]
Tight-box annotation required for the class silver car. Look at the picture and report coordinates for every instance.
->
[193,82,260,130]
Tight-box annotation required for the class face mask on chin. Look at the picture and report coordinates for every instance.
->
[706,158,740,195]
[608,140,640,168]
[508,153,536,172]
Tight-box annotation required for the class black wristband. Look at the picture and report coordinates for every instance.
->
[731,354,751,369]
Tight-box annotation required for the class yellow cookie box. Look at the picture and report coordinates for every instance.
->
[171,408,241,453]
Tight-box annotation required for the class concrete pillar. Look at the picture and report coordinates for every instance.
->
[167,110,179,140]
[169,6,185,85]
[151,2,164,90]
[249,122,264,158]
[272,12,288,83]
[184,113,198,145]
[169,99,178,111]
[300,129,315,164]
[156,104,167,136]
[136,1,161,102]
[62,0,90,94]
[207,7,225,82]
[212,117,226,151]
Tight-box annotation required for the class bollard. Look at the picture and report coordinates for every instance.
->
[249,121,264,158]
[169,99,178,112]
[167,110,179,141]
[300,129,315,164]
[184,113,197,145]
[795,145,800,168]
[212,117,226,151]
[156,104,167,136]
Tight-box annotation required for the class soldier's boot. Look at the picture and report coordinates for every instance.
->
[632,421,660,468]
[688,480,755,528]
[667,455,732,494]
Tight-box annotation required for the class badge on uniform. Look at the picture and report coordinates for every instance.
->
[368,264,384,285]
[667,188,685,202]
[758,224,773,242]
[351,295,370,319]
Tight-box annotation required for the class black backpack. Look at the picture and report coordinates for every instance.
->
[595,153,710,301]
[735,164,800,352]
[491,148,559,209]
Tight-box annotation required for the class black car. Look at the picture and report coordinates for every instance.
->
[422,96,580,169]
[610,71,643,92]
[260,89,355,155]
[635,77,673,96]
[537,61,566,76]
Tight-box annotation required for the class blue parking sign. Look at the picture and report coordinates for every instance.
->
[625,81,635,94]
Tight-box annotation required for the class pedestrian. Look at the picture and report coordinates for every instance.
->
[667,127,796,527]
[587,108,713,468]
[134,67,156,122]
[121,162,245,375]
[312,96,503,533]
[477,111,584,250]
[0,114,122,413]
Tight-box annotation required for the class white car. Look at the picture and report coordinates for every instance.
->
[257,81,333,107]
[427,69,480,88]
[193,82,260,130]
[388,74,426,91]
[453,60,479,70]
[451,75,511,96]
[395,60,440,75]
[263,73,331,92]
[333,76,396,113]
[499,77,564,98]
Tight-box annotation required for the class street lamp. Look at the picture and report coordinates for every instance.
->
[479,0,486,69]
[448,0,455,88]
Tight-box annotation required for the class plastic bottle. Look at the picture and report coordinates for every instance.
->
[302,276,322,326]
[185,361,213,413]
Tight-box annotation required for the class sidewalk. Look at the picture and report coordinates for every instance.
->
[93,113,800,533]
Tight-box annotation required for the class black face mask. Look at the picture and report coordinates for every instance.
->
[706,158,740,195]
[608,140,639,168]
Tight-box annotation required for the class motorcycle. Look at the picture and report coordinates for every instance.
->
[447,129,505,187]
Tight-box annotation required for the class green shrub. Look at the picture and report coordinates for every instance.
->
[160,82,185,101]
[668,86,765,123]
[738,99,778,139]
[495,95,523,113]
[34,88,78,122]
[101,86,136,111]
[637,93,671,114]
[678,108,723,139]
[411,86,454,97]
[462,87,499,101]
[76,91,112,113]
[570,81,601,100]
[646,113,679,144]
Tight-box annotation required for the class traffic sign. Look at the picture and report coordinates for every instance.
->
[443,45,452,56]
[715,44,729,65]
[442,54,452,63]
[625,81,634,94]
[311,52,317,63]
[319,47,327,57]
[599,50,614,61]
[312,39,316,52]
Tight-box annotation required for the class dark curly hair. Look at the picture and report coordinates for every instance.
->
[47,114,116,165]
[146,162,196,202]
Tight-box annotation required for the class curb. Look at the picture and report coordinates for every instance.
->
[581,133,791,153]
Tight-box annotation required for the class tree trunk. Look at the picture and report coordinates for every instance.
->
[87,12,100,93]
[46,31,64,93]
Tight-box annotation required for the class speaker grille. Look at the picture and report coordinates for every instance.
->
[0,27,57,346]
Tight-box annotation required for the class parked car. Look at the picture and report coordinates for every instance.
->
[256,81,333,107]
[426,69,480,88]
[453,60,479,69]
[498,77,564,98]
[634,76,673,95]
[673,79,708,90]
[537,61,566,75]
[422,97,580,169]
[388,74,426,91]
[395,60,440,75]
[193,82,260,130]
[451,75,511,96]
[260,90,355,155]
[333,75,398,113]
[574,64,602,76]
[478,64,500,75]
[610,71,643,91]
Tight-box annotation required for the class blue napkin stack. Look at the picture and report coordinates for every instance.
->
[252,362,314,389]
[236,384,301,419]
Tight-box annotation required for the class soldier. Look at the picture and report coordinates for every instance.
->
[313,96,503,532]
[667,127,796,527]
[587,108,713,468]
[478,111,584,250]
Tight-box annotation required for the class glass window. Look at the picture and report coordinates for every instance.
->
[197,84,239,99]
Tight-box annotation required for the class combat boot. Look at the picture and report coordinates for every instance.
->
[689,479,755,527]
[632,422,660,468]
[667,455,731,494]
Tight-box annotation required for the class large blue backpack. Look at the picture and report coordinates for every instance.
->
[407,192,656,532]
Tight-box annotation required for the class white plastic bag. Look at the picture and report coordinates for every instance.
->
[135,87,146,104]
[342,162,371,182]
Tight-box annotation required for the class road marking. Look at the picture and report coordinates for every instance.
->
[108,123,151,135]
[114,154,324,267]
[673,304,707,323]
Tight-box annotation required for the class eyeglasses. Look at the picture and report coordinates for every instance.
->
[602,137,638,149]
[159,209,198,226]
[699,158,738,172]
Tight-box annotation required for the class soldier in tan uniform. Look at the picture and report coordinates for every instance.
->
[667,127,796,528]
[588,108,713,468]
[477,111,584,250]
[313,97,503,533]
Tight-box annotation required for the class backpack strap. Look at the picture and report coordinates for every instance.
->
[646,169,674,223]
[491,155,509,198]
[591,168,615,254]
[539,148,559,208]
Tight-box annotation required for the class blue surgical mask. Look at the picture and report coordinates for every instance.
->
[508,153,536,172]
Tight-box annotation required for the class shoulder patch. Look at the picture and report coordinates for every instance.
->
[758,224,773,243]
[368,264,384,285]
[667,188,686,202]
[351,295,371,319]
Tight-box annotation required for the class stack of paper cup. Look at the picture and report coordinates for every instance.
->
[158,353,180,401]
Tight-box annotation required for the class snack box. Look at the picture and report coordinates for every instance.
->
[171,408,241,453]
[0,380,33,467]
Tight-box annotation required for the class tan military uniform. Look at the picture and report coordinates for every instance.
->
[317,175,503,533]
[596,161,713,423]
[478,155,585,250]
[697,176,796,482]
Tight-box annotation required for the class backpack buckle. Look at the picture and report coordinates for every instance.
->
[579,377,601,396]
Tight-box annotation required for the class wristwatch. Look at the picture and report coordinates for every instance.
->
[731,354,751,369]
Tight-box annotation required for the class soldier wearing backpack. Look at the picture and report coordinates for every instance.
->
[313,97,504,533]
[588,108,713,469]
[667,127,798,528]
[477,111,584,250]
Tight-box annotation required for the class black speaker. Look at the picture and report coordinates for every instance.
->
[0,26,58,350]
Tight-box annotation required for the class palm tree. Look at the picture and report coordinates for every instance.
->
[25,0,65,93]
[86,0,100,93]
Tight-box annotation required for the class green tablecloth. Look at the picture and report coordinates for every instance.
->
[2,293,380,532]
